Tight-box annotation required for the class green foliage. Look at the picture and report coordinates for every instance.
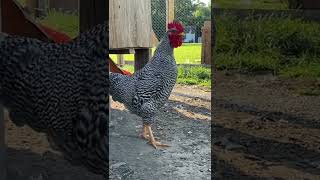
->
[191,1,211,39]
[177,65,211,87]
[175,0,196,26]
[215,15,320,78]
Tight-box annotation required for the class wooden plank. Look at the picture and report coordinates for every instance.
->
[201,21,211,65]
[109,0,152,49]
[151,29,159,47]
[79,0,108,32]
[134,48,151,71]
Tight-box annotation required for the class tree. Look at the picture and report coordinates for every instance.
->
[151,0,211,42]
[175,0,196,26]
[192,1,211,42]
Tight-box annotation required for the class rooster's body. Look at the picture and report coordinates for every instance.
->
[110,22,184,148]
[0,23,109,178]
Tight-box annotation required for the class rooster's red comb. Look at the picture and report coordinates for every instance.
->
[168,21,184,33]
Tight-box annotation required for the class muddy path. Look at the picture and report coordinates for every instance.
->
[109,85,211,180]
[213,71,320,179]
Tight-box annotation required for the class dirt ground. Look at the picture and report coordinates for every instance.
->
[5,116,104,180]
[109,85,211,180]
[213,71,320,179]
[4,84,211,180]
[5,70,320,179]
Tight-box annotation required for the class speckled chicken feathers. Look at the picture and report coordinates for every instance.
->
[0,23,109,177]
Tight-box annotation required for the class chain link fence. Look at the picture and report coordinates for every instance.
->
[151,0,211,64]
[151,0,167,41]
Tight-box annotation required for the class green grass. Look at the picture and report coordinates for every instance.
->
[280,63,320,78]
[214,0,287,9]
[215,15,320,79]
[40,10,79,38]
[110,43,202,64]
[177,66,211,87]
[122,65,211,87]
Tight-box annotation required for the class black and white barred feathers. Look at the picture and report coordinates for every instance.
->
[110,32,178,124]
[0,23,109,178]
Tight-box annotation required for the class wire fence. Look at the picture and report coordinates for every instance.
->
[151,0,209,64]
[151,0,167,41]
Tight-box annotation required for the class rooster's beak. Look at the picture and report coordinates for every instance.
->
[180,32,185,37]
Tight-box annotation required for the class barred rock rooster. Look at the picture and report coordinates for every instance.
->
[0,23,109,177]
[110,22,184,149]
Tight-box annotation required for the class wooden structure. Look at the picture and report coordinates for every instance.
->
[49,0,78,11]
[302,0,320,9]
[79,0,107,32]
[0,0,6,179]
[201,21,211,65]
[2,0,50,40]
[109,0,154,71]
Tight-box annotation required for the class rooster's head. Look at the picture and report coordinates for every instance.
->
[167,21,184,48]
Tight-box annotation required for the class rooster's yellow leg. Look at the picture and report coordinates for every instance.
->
[139,123,160,140]
[139,124,149,139]
[146,124,170,149]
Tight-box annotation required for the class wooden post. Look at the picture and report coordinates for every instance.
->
[0,0,6,178]
[25,0,37,14]
[134,49,150,72]
[37,0,49,17]
[201,21,211,65]
[0,104,5,180]
[166,0,175,29]
[117,55,125,67]
[79,0,108,32]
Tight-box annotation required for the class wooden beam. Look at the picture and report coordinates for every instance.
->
[166,0,175,29]
[79,0,108,32]
[109,48,135,54]
[117,55,124,66]
[201,21,211,65]
[134,48,151,72]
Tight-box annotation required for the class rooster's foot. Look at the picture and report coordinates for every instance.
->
[145,124,170,149]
